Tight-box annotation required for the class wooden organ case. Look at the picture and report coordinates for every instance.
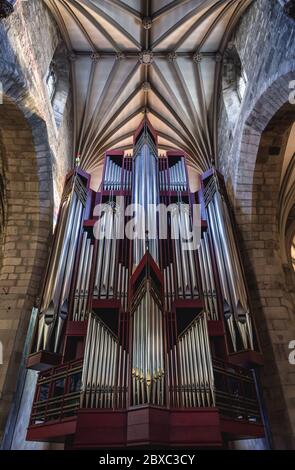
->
[26,119,265,448]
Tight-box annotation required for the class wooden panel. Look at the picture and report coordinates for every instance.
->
[127,406,170,446]
[65,320,88,336]
[228,350,264,367]
[27,418,76,442]
[26,351,62,371]
[220,416,265,439]
[169,409,222,447]
[73,410,127,448]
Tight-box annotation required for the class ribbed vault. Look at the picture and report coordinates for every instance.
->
[44,0,252,175]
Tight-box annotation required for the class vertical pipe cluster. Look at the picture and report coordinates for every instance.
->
[73,232,94,321]
[36,175,86,352]
[103,157,132,191]
[198,232,218,320]
[163,263,175,311]
[170,204,199,300]
[93,202,128,309]
[159,159,187,191]
[81,313,127,409]
[133,129,159,266]
[204,174,254,351]
[116,341,128,409]
[103,156,132,191]
[168,313,215,408]
[131,291,165,406]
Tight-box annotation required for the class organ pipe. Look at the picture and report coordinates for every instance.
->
[203,171,254,351]
[36,174,87,352]
[30,120,260,429]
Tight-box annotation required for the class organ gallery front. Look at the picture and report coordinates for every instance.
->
[26,119,266,448]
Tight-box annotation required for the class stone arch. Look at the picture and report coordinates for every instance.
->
[233,69,295,196]
[231,69,295,449]
[0,59,53,440]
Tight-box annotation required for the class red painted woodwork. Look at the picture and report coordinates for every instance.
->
[74,410,127,449]
[220,416,265,439]
[26,351,62,371]
[66,407,223,448]
[228,350,264,367]
[27,417,77,442]
[207,320,225,337]
[65,320,88,336]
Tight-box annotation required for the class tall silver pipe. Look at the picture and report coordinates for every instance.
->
[77,239,90,321]
[200,239,214,318]
[171,208,183,297]
[81,314,93,406]
[81,243,93,321]
[203,233,218,320]
[94,210,106,296]
[74,232,87,320]
[41,195,70,312]
[52,193,78,304]
[91,321,102,407]
[180,158,186,190]
[207,201,237,350]
[95,324,105,408]
[105,157,110,190]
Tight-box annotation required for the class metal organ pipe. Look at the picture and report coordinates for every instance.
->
[81,314,119,409]
[174,314,215,408]
[198,236,218,322]
[132,130,159,266]
[205,176,254,351]
[29,120,260,437]
[170,202,199,301]
[36,175,86,352]
[207,201,237,350]
[131,290,164,406]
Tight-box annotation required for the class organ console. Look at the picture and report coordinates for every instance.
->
[26,118,265,448]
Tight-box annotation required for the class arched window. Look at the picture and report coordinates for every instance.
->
[46,61,57,102]
[45,43,70,129]
[222,43,247,129]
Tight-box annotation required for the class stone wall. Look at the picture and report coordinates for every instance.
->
[0,0,73,448]
[217,0,295,449]
[218,0,295,189]
[0,0,73,201]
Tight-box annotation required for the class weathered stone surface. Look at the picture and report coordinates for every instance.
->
[0,0,73,450]
[217,0,295,450]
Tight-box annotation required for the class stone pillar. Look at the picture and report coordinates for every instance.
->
[0,0,14,19]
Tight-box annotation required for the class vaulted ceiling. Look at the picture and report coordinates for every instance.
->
[44,0,252,175]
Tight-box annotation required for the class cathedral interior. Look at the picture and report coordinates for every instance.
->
[0,0,294,451]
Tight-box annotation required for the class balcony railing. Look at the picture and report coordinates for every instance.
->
[213,359,261,423]
[30,359,82,425]
[30,358,261,426]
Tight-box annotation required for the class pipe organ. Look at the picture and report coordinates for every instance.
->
[202,172,254,352]
[26,119,265,448]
